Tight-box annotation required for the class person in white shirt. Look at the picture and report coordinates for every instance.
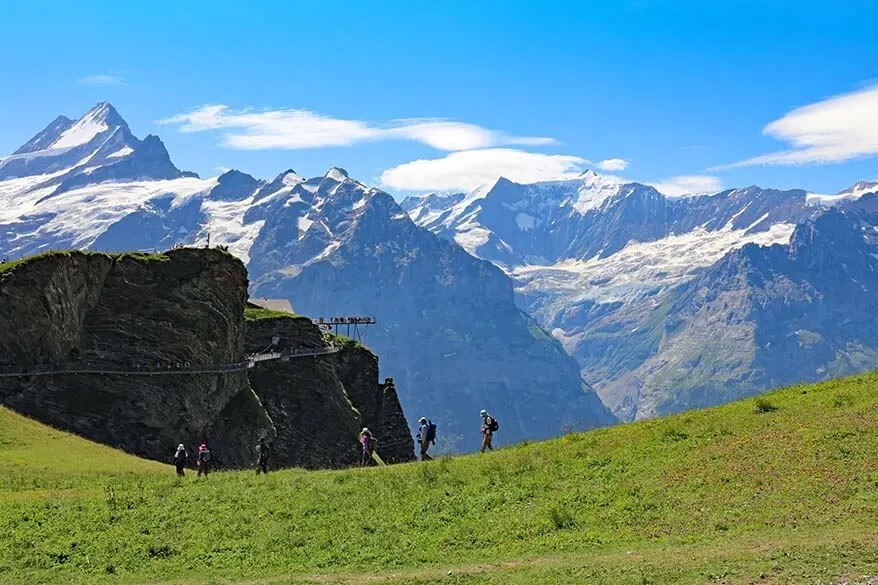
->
[417,417,433,461]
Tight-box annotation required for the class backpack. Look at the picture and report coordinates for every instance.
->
[487,416,499,432]
[425,421,437,443]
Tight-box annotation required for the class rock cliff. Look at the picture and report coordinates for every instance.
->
[0,249,414,469]
[244,311,414,468]
[0,248,271,467]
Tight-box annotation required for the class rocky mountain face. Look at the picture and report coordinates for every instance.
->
[0,104,616,451]
[0,248,271,467]
[612,209,878,419]
[244,312,413,468]
[0,249,414,468]
[406,173,878,420]
[245,169,614,451]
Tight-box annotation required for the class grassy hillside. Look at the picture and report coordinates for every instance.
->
[0,406,164,495]
[0,375,876,585]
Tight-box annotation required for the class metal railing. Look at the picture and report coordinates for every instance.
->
[0,342,342,378]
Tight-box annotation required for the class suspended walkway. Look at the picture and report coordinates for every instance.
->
[0,342,342,379]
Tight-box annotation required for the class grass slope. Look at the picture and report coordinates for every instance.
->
[0,406,164,495]
[0,375,876,585]
[243,306,305,321]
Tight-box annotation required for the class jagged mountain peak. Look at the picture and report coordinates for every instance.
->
[839,180,878,197]
[324,167,350,182]
[208,169,262,201]
[83,101,127,126]
[10,103,129,157]
[280,169,304,185]
[12,115,77,155]
[48,102,128,150]
[218,168,256,181]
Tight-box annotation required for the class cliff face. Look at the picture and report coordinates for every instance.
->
[244,314,415,468]
[0,249,414,469]
[0,249,273,467]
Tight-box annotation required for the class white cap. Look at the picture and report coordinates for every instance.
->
[480,409,488,417]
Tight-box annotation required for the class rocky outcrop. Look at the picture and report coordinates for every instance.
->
[0,248,273,467]
[0,249,416,469]
[244,313,415,468]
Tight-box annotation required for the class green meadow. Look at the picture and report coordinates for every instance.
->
[1,374,876,584]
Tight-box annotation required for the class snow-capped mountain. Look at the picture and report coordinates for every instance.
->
[0,102,207,260]
[0,103,614,449]
[405,172,878,420]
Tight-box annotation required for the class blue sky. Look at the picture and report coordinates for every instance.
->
[1,0,877,196]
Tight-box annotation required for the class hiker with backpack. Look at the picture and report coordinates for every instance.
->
[255,436,270,474]
[360,428,376,466]
[173,443,187,477]
[480,409,498,453]
[196,443,212,477]
[416,416,436,461]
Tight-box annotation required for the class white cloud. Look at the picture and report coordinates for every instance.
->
[160,105,557,152]
[78,74,126,86]
[648,175,723,197]
[379,148,587,192]
[596,158,629,171]
[715,84,878,169]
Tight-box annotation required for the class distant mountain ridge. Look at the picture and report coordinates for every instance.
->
[6,101,878,429]
[404,171,878,420]
[0,103,614,449]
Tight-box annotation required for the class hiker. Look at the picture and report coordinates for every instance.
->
[360,428,376,466]
[255,437,270,474]
[173,443,187,477]
[196,443,212,477]
[480,409,498,453]
[416,416,435,461]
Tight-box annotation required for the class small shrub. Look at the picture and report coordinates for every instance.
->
[105,564,116,574]
[147,545,175,559]
[833,393,853,408]
[753,397,778,413]
[661,427,689,442]
[548,505,577,530]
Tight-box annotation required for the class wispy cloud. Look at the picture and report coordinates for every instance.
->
[596,158,629,172]
[160,105,558,151]
[713,84,878,170]
[78,73,127,86]
[648,175,723,197]
[379,148,588,192]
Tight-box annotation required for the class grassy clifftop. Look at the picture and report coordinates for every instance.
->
[1,374,876,584]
